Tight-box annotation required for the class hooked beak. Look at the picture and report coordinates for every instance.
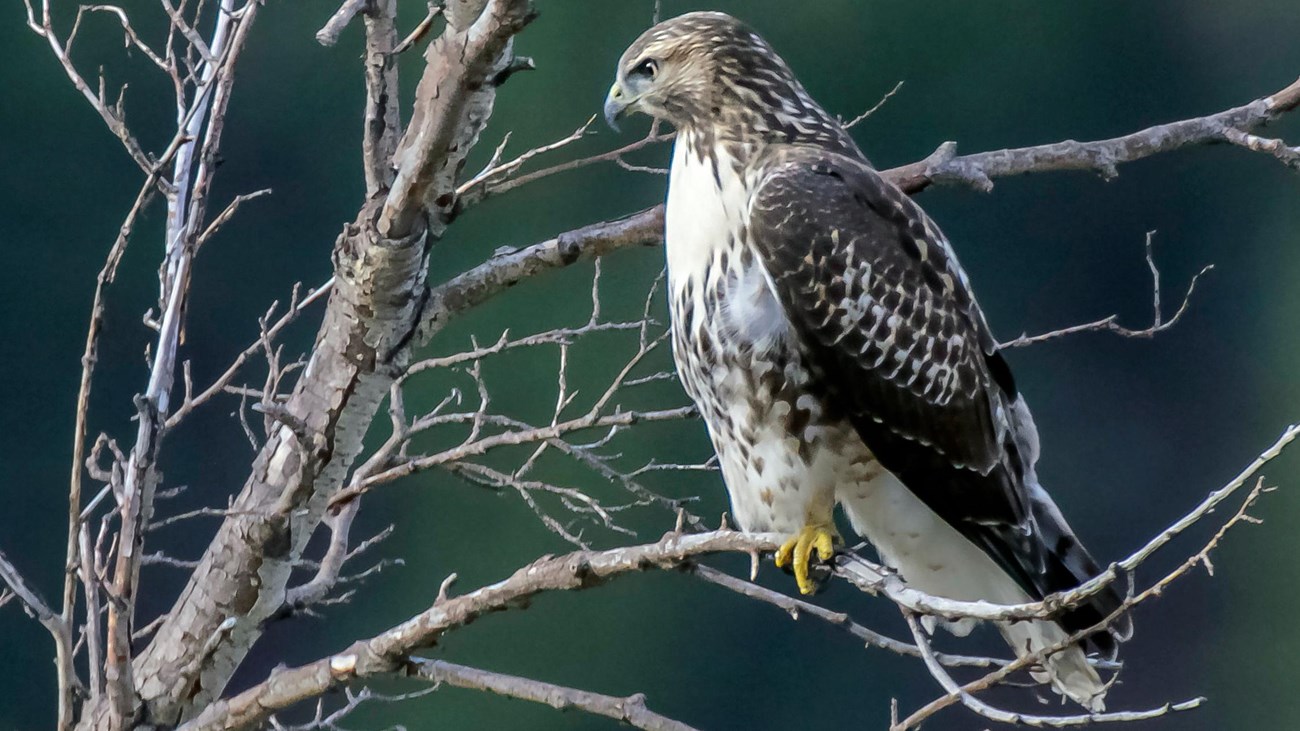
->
[604,81,633,131]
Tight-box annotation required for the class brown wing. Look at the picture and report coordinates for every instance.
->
[749,146,1027,527]
[748,146,1127,655]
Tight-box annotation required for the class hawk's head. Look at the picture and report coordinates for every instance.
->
[604,11,829,139]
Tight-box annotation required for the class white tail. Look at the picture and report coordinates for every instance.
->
[838,471,1107,710]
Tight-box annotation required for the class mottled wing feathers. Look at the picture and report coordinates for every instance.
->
[748,147,1028,529]
[746,146,1127,655]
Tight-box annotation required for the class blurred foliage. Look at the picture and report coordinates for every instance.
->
[2,1,1299,729]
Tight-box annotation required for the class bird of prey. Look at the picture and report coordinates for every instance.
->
[604,11,1130,710]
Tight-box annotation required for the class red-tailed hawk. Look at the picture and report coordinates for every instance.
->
[604,11,1130,710]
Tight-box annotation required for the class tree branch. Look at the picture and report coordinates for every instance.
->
[163,409,1297,730]
[129,2,537,723]
[176,530,783,731]
[886,76,1300,193]
[409,658,700,731]
[417,206,665,341]
[315,0,369,46]
[470,77,1300,285]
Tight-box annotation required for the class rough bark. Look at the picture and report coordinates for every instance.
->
[114,2,537,725]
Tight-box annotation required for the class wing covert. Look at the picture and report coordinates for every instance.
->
[748,146,1029,530]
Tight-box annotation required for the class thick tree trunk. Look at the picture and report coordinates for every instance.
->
[72,2,537,727]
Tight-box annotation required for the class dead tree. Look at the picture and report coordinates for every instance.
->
[4,1,1299,729]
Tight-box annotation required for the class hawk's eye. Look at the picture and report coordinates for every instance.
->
[631,58,659,80]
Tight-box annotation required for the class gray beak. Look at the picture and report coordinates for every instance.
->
[604,81,631,131]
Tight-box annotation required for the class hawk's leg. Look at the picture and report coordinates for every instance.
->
[774,521,840,595]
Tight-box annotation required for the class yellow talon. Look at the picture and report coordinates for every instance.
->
[774,523,840,595]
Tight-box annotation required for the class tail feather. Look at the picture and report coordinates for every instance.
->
[1000,618,1107,711]
[1024,478,1132,657]
[839,472,1129,711]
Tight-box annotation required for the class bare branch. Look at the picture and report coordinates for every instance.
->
[361,0,400,195]
[1001,232,1214,348]
[410,658,700,731]
[393,4,444,55]
[0,547,59,629]
[166,279,333,428]
[177,530,785,731]
[689,564,1010,670]
[381,0,537,238]
[316,0,370,46]
[280,500,360,613]
[899,612,1203,729]
[887,76,1300,193]
[22,0,152,170]
[334,405,692,503]
[1222,127,1300,169]
[455,114,597,198]
[194,188,272,251]
[459,127,673,206]
[77,525,104,707]
[485,77,1300,283]
[418,206,665,342]
[0,546,75,730]
[844,80,905,129]
[82,5,171,73]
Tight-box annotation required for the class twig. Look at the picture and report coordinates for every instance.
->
[0,548,59,628]
[844,80,904,129]
[194,188,272,251]
[689,564,1010,669]
[333,406,693,503]
[166,279,333,428]
[316,0,370,46]
[393,4,444,55]
[1001,232,1214,348]
[455,114,598,198]
[459,127,673,206]
[177,530,786,731]
[410,658,700,731]
[899,612,1203,728]
[281,500,360,612]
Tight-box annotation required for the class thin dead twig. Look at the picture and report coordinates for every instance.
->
[844,80,905,129]
[1001,232,1214,348]
[458,126,674,207]
[689,564,1010,670]
[167,279,333,428]
[410,658,700,731]
[334,405,693,504]
[899,612,1203,729]
[456,114,598,198]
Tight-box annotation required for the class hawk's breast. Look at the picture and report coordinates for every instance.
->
[664,133,880,533]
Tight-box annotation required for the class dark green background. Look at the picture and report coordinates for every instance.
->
[3,1,1299,729]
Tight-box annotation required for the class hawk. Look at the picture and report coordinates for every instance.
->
[604,12,1130,710]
